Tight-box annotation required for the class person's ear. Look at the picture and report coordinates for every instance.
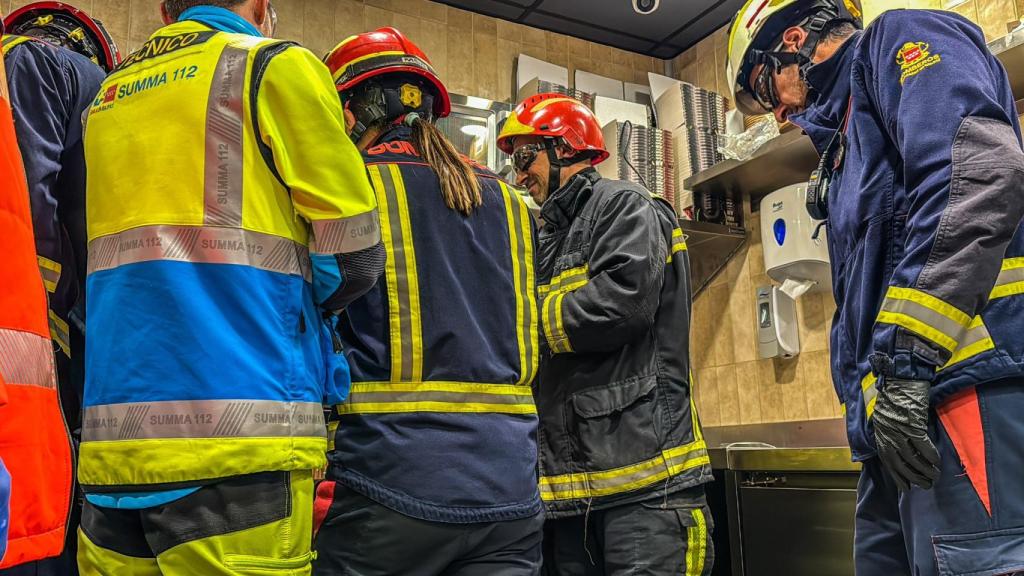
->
[252,0,270,29]
[781,26,807,52]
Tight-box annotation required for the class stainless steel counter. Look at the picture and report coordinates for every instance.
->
[701,419,859,576]
[710,446,860,472]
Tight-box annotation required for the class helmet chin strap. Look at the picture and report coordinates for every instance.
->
[544,140,562,198]
[544,138,583,197]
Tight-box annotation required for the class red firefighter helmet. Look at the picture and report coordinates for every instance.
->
[323,27,450,118]
[4,2,121,72]
[497,93,609,165]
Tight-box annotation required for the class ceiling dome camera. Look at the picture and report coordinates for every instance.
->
[632,0,660,15]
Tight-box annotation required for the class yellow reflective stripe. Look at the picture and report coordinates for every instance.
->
[884,287,972,326]
[501,182,538,386]
[389,165,423,382]
[543,292,573,354]
[689,370,704,443]
[1,35,32,55]
[327,421,338,451]
[338,401,537,415]
[686,507,708,576]
[862,373,878,419]
[940,316,995,371]
[370,165,423,382]
[991,258,1024,299]
[49,310,70,358]
[539,440,709,501]
[369,166,403,380]
[337,381,537,415]
[538,265,589,298]
[37,256,61,293]
[841,403,847,415]
[78,436,326,487]
[877,287,970,353]
[668,228,688,263]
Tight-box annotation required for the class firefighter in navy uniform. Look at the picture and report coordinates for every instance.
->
[314,27,543,576]
[497,95,713,576]
[0,4,112,574]
[727,0,1024,573]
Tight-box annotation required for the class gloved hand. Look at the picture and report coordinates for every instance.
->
[872,378,940,491]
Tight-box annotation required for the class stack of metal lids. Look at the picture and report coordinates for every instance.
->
[607,122,676,208]
[679,84,728,134]
[668,83,729,181]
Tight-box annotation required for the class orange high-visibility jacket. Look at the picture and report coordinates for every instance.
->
[0,50,71,567]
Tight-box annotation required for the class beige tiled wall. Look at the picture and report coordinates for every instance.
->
[5,0,664,104]
[674,0,1024,427]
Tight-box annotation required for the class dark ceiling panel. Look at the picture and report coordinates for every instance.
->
[521,11,670,55]
[430,0,742,58]
[659,0,748,54]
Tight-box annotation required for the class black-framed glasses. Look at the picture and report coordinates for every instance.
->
[746,46,802,112]
[751,62,780,112]
[512,143,546,173]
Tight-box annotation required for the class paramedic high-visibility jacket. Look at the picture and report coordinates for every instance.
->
[81,20,383,491]
[2,34,105,435]
[535,168,711,518]
[789,10,1024,459]
[328,126,542,523]
[0,48,71,565]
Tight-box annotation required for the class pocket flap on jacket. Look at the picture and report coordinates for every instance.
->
[572,377,658,418]
[933,525,1024,576]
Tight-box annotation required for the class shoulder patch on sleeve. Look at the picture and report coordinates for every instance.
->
[897,41,941,85]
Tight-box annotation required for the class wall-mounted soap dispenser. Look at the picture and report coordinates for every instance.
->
[756,285,800,359]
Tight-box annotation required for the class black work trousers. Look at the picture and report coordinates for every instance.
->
[313,482,544,576]
[542,486,713,576]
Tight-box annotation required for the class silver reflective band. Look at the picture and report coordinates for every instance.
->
[88,224,312,281]
[204,45,247,227]
[82,399,326,441]
[878,296,966,349]
[995,266,1024,286]
[311,210,382,255]
[348,390,535,406]
[0,328,56,389]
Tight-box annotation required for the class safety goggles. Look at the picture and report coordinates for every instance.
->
[745,48,804,113]
[512,143,546,173]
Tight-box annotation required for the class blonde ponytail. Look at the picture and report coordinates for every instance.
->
[408,115,482,216]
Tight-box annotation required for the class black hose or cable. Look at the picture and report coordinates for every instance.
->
[618,120,648,189]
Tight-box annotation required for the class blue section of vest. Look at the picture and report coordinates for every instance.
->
[85,259,323,407]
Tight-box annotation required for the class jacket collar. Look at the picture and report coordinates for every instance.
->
[540,168,600,230]
[789,31,861,154]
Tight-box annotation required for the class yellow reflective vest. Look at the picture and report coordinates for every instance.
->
[81,21,379,490]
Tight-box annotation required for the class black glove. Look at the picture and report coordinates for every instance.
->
[872,378,940,491]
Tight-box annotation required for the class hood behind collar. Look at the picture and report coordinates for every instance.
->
[790,30,862,154]
[540,168,600,230]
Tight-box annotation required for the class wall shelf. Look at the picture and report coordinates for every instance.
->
[681,219,746,297]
